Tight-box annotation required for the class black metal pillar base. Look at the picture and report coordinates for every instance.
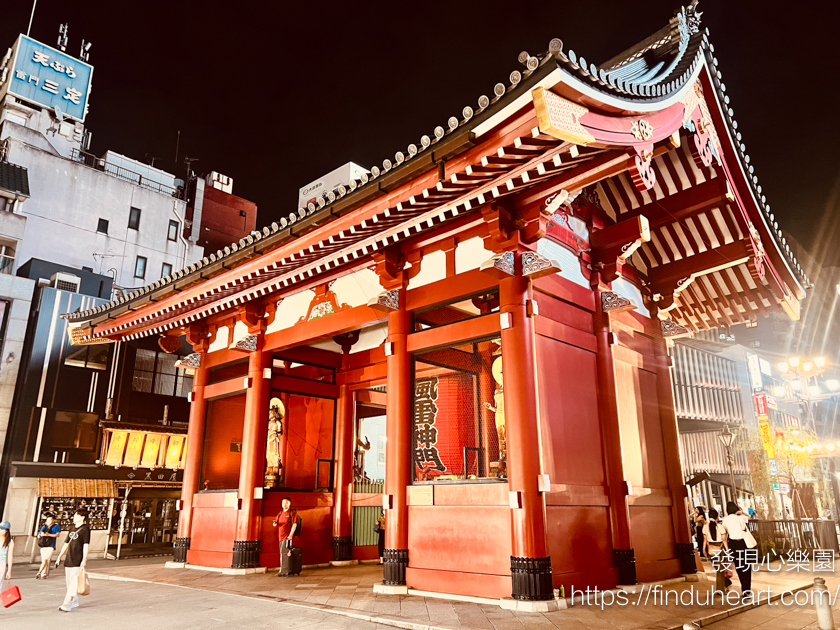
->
[382,548,408,585]
[173,537,190,563]
[231,540,260,569]
[676,542,697,574]
[613,548,637,585]
[510,555,553,601]
[333,535,353,562]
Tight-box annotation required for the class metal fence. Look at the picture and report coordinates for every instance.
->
[748,519,839,555]
[352,506,380,547]
[70,149,179,198]
[353,479,384,494]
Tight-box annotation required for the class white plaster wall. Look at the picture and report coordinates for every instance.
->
[4,138,204,292]
[0,274,35,459]
[330,268,381,308]
[407,250,446,290]
[455,236,492,274]
[266,290,315,334]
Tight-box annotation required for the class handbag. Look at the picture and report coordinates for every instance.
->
[77,569,90,596]
[1,582,21,608]
[741,521,758,549]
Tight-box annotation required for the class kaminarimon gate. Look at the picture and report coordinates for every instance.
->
[66,4,805,606]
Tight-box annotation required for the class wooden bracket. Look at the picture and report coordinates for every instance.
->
[186,324,217,354]
[589,215,650,283]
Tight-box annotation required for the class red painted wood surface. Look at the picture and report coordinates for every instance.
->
[188,492,238,568]
[500,273,548,560]
[333,384,354,539]
[202,394,246,490]
[282,396,335,489]
[237,344,271,541]
[545,505,614,590]
[406,567,511,600]
[535,335,605,486]
[408,504,511,575]
[385,303,412,551]
[177,353,208,540]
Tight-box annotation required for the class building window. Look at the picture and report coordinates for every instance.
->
[0,300,9,351]
[128,206,142,230]
[412,337,504,483]
[51,410,99,450]
[134,256,147,279]
[97,218,109,234]
[161,262,173,278]
[746,320,758,328]
[132,349,193,398]
[0,244,15,275]
[167,220,179,242]
[751,339,761,348]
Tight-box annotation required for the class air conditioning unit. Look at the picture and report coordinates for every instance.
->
[51,272,81,293]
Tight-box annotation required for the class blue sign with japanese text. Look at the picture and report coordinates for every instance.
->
[8,34,93,122]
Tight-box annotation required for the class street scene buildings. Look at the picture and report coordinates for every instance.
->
[1,2,839,628]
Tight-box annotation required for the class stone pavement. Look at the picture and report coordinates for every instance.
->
[7,557,832,630]
[0,571,396,630]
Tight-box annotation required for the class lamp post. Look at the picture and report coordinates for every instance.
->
[718,425,738,504]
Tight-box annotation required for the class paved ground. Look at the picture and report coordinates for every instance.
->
[2,556,833,630]
[0,573,396,629]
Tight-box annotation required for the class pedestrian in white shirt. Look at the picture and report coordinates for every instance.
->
[702,509,731,593]
[722,501,753,598]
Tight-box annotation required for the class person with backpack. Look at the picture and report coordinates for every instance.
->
[272,497,300,577]
[36,512,61,579]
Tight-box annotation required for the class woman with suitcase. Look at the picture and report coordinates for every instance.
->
[272,497,300,577]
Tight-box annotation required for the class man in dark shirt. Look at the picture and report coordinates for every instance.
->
[55,508,90,612]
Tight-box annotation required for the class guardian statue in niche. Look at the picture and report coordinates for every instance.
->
[483,347,507,478]
[265,398,285,488]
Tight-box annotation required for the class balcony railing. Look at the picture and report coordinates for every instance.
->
[70,149,179,198]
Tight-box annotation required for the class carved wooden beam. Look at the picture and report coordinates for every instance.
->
[368,289,401,312]
[601,291,637,314]
[589,215,651,283]
[186,324,217,354]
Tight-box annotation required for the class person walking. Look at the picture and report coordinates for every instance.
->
[272,497,299,577]
[54,509,90,612]
[693,506,707,559]
[703,509,731,593]
[722,501,753,599]
[36,513,61,579]
[0,521,13,595]
[375,511,386,565]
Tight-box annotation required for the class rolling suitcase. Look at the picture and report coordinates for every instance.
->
[280,542,302,576]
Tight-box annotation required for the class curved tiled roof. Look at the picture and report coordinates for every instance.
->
[65,0,806,329]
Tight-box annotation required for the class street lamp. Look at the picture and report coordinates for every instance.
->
[718,425,738,502]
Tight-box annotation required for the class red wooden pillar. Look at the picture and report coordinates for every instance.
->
[332,382,355,561]
[233,336,271,569]
[653,328,696,574]
[174,351,207,564]
[593,287,636,585]
[382,291,411,586]
[499,269,553,601]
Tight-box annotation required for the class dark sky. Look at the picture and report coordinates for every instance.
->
[3,1,839,257]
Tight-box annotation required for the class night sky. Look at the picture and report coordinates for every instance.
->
[3,1,839,263]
